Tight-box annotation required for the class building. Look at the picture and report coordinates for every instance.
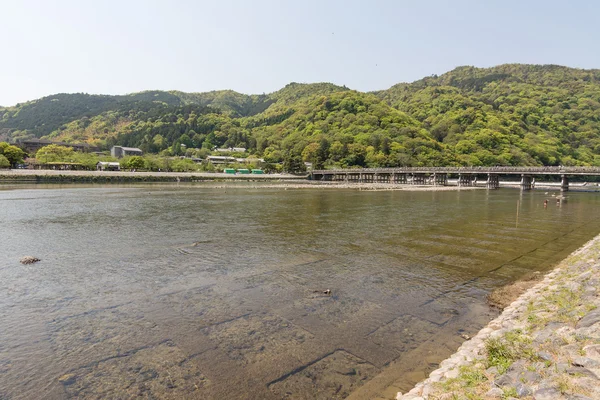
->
[216,147,247,153]
[17,138,98,154]
[236,157,264,164]
[96,162,121,171]
[111,146,143,158]
[206,155,236,165]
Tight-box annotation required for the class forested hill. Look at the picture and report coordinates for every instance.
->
[1,64,600,167]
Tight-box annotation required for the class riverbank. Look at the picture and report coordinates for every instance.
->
[0,170,485,191]
[0,169,305,183]
[397,234,600,400]
[198,182,485,191]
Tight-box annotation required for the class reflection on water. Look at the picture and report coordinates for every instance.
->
[1,185,600,399]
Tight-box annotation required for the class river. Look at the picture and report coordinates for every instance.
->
[1,184,600,399]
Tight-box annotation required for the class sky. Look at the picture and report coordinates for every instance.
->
[1,0,599,106]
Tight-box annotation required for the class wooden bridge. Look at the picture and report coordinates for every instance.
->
[310,167,600,191]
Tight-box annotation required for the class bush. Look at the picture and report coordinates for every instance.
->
[171,158,198,172]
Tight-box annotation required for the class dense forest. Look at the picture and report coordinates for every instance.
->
[2,64,600,168]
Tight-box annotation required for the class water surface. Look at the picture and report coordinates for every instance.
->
[1,185,600,399]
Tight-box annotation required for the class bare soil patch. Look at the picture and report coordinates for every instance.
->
[486,271,543,309]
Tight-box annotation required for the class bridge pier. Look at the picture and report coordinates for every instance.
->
[432,173,447,186]
[486,173,499,189]
[377,173,391,183]
[393,173,408,184]
[520,175,533,190]
[458,173,473,187]
[411,173,427,185]
[561,175,569,192]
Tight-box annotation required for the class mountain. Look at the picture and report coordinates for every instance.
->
[1,64,600,167]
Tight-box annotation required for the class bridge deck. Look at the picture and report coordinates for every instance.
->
[311,167,600,176]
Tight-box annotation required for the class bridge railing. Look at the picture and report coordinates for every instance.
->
[312,166,600,174]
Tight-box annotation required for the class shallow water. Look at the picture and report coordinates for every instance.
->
[1,184,600,399]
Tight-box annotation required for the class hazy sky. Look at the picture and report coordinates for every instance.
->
[1,0,599,106]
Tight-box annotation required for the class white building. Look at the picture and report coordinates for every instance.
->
[215,147,247,153]
[111,146,143,158]
[206,155,236,165]
[96,162,121,171]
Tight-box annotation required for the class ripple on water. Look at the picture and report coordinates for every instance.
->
[1,186,600,399]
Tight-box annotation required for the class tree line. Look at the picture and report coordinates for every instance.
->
[2,64,600,169]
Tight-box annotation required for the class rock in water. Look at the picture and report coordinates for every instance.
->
[58,373,76,385]
[20,256,40,265]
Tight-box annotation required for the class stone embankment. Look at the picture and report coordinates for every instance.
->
[398,235,600,400]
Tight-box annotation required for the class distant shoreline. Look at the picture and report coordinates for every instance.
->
[0,169,305,183]
[0,170,481,191]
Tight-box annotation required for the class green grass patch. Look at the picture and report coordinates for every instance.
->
[435,365,488,400]
[485,330,535,374]
[502,387,518,398]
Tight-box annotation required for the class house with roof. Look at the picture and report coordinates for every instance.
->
[206,155,236,165]
[18,138,98,154]
[111,146,143,158]
[96,162,121,171]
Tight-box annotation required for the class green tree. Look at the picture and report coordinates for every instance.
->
[0,154,10,168]
[315,138,330,169]
[153,134,166,149]
[35,145,74,163]
[283,154,306,174]
[2,144,26,166]
[125,156,146,170]
[171,158,198,172]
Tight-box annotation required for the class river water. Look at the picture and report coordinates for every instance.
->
[1,184,600,399]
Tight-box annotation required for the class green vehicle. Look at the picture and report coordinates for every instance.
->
[223,168,236,174]
[251,169,264,174]
[237,169,250,174]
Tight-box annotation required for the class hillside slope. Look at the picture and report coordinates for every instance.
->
[1,64,599,167]
[376,64,600,166]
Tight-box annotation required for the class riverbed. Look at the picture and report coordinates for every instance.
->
[1,184,600,399]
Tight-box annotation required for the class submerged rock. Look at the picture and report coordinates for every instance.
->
[58,373,76,385]
[19,256,40,265]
